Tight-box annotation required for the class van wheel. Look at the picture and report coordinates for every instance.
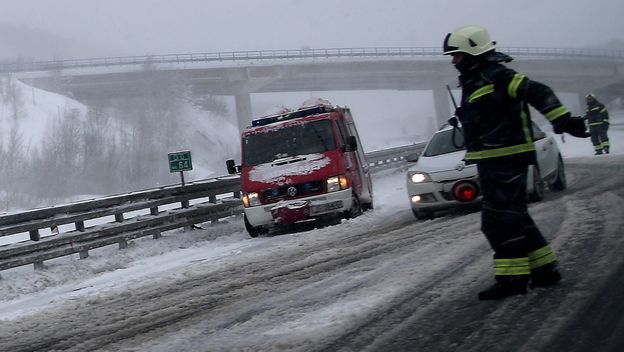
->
[362,197,374,211]
[528,166,545,202]
[346,196,363,219]
[549,156,567,191]
[244,214,265,238]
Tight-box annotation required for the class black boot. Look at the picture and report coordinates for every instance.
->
[595,150,603,155]
[604,147,610,154]
[530,264,562,288]
[478,276,528,300]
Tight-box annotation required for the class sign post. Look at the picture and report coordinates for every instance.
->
[168,151,193,186]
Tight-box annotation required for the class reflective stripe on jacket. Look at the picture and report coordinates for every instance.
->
[585,101,609,126]
[458,63,570,165]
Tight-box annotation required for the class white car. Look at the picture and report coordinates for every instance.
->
[406,122,567,219]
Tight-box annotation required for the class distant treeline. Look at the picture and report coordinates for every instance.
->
[0,67,230,211]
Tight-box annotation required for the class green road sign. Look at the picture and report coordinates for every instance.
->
[168,151,193,172]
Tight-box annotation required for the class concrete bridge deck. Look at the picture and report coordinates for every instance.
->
[6,47,624,130]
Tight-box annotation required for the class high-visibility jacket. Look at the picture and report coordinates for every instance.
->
[457,62,571,165]
[585,100,609,127]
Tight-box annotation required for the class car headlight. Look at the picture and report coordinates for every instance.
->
[408,172,431,183]
[242,192,260,207]
[327,175,349,192]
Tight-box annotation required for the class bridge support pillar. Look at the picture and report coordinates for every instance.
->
[433,85,453,130]
[235,93,253,132]
[579,93,587,114]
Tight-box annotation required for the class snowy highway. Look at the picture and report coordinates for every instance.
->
[1,137,623,351]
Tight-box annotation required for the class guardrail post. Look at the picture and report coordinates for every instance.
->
[234,191,241,199]
[119,239,128,249]
[152,229,161,239]
[181,200,190,209]
[209,195,219,226]
[29,230,40,241]
[115,213,124,222]
[34,261,45,270]
[79,251,89,259]
[75,221,85,232]
[150,206,159,216]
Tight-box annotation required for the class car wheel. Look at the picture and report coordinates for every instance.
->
[527,165,545,202]
[412,208,434,220]
[244,214,265,238]
[549,155,567,191]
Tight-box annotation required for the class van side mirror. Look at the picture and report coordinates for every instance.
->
[344,135,358,152]
[226,159,240,174]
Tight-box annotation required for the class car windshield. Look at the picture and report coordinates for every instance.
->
[423,129,465,157]
[243,119,337,166]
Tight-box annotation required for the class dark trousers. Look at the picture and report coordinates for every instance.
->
[589,124,610,152]
[477,163,551,274]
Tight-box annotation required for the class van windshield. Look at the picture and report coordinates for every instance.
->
[423,129,465,157]
[243,119,337,166]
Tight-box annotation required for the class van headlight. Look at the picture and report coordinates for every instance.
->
[327,175,349,192]
[242,192,260,207]
[408,172,431,183]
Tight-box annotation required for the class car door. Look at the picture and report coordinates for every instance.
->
[532,122,558,177]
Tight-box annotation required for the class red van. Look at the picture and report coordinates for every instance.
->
[227,99,374,237]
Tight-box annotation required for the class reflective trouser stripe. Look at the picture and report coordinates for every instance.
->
[495,257,530,276]
[528,245,557,269]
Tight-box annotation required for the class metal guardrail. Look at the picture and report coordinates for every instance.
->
[2,46,623,73]
[366,143,425,170]
[0,176,243,271]
[0,144,424,273]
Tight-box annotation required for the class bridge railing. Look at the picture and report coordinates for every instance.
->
[0,144,424,273]
[2,47,623,73]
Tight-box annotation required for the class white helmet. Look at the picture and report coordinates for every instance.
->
[443,25,496,56]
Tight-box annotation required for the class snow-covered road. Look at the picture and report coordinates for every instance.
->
[0,128,623,351]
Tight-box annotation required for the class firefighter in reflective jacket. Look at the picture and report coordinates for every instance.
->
[584,93,610,154]
[443,25,590,300]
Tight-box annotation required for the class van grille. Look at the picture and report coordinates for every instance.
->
[263,181,323,202]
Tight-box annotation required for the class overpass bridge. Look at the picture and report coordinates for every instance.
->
[4,47,624,131]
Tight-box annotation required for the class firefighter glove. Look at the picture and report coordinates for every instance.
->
[554,116,590,138]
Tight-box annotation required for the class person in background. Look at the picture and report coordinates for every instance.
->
[443,25,590,300]
[584,93,610,155]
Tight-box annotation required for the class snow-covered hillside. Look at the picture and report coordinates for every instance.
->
[0,77,240,209]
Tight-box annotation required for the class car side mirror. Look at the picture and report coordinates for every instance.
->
[406,152,420,162]
[344,135,358,152]
[226,159,240,174]
[533,130,546,141]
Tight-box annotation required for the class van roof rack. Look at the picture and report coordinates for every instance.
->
[251,105,333,127]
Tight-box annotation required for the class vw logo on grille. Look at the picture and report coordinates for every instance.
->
[455,163,465,171]
[287,186,298,197]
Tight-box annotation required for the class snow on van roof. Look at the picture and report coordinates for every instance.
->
[260,105,291,117]
[298,98,333,110]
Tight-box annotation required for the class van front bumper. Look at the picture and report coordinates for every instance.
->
[244,189,353,228]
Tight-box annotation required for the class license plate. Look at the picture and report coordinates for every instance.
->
[310,200,343,215]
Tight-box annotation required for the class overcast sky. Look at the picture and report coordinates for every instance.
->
[1,0,623,59]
